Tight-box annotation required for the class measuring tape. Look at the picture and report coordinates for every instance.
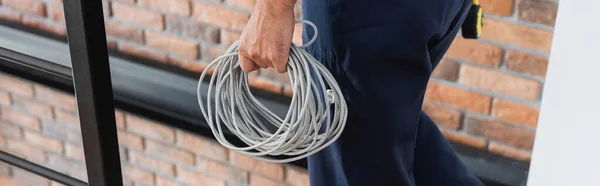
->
[461,0,483,39]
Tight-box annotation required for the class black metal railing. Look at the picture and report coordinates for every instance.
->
[0,151,87,186]
[62,0,123,185]
[1,0,124,185]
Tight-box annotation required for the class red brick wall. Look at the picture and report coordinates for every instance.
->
[0,72,309,186]
[428,0,557,162]
[0,0,557,173]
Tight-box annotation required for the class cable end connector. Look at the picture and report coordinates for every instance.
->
[326,89,335,104]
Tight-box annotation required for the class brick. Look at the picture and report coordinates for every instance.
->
[3,0,46,16]
[491,99,539,128]
[12,168,51,186]
[120,148,129,162]
[431,59,461,81]
[129,151,175,176]
[248,77,283,95]
[0,73,34,97]
[465,116,535,150]
[445,38,502,67]
[0,177,19,186]
[65,143,85,161]
[118,42,168,63]
[22,15,67,37]
[221,29,241,46]
[12,96,53,118]
[518,0,558,26]
[176,167,226,186]
[0,92,9,106]
[191,61,218,76]
[54,108,80,131]
[145,31,199,59]
[0,7,22,23]
[46,154,86,176]
[261,68,291,85]
[167,56,208,73]
[440,129,487,150]
[42,120,83,145]
[139,0,191,16]
[226,0,256,11]
[35,85,77,112]
[115,111,126,129]
[459,65,541,101]
[51,181,67,186]
[102,0,111,18]
[24,130,64,153]
[201,44,227,62]
[105,20,144,43]
[489,142,532,162]
[176,131,228,161]
[165,15,220,43]
[422,103,462,129]
[191,2,249,31]
[114,0,135,3]
[424,82,492,114]
[112,2,164,29]
[197,157,248,183]
[0,122,22,139]
[122,165,155,186]
[126,115,175,143]
[121,180,134,186]
[71,171,88,183]
[0,138,6,149]
[123,178,134,186]
[0,162,10,176]
[285,166,309,186]
[481,19,553,52]
[47,5,65,23]
[156,177,182,186]
[5,138,46,164]
[0,108,41,131]
[117,130,144,150]
[479,0,514,17]
[505,50,549,78]
[251,174,284,186]
[107,38,118,50]
[146,140,194,165]
[230,152,283,180]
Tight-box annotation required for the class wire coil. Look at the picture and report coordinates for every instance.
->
[197,20,348,163]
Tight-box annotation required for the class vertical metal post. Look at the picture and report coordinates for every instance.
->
[62,0,123,186]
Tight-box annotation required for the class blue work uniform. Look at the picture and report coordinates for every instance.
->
[301,0,484,185]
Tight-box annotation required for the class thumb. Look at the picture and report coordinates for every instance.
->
[239,54,259,72]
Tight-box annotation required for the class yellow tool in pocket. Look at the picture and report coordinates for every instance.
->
[461,0,483,39]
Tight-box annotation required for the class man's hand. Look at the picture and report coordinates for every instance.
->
[238,0,296,73]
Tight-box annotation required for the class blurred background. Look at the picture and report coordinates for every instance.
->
[0,0,557,185]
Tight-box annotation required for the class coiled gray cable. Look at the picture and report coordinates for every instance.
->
[197,20,348,163]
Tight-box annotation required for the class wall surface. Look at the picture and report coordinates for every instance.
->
[527,0,600,185]
[0,72,309,186]
[0,0,559,184]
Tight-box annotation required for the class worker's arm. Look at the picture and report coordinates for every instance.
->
[238,0,297,73]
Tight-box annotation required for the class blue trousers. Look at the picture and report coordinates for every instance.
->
[302,0,484,185]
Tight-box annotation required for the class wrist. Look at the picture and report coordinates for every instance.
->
[255,0,296,15]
